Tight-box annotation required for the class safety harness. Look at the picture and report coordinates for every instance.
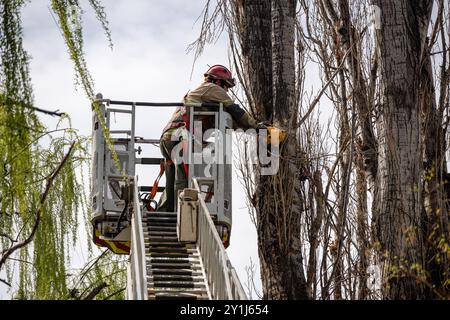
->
[143,160,166,211]
[144,157,189,212]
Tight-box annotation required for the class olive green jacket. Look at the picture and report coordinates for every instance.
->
[161,82,257,141]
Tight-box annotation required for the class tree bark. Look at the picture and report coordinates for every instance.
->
[307,170,325,299]
[356,142,369,299]
[235,0,273,120]
[373,0,432,299]
[233,0,309,299]
[420,48,450,299]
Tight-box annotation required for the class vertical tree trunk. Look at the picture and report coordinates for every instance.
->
[236,0,273,119]
[307,170,326,299]
[373,0,432,299]
[337,0,378,179]
[260,0,308,299]
[271,0,297,127]
[233,0,309,299]
[332,67,350,300]
[355,143,369,299]
[420,50,449,298]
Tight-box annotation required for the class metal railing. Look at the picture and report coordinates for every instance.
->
[96,95,246,300]
[126,181,148,300]
[193,179,247,300]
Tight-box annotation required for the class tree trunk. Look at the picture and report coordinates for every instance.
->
[307,170,325,299]
[373,0,432,299]
[419,49,450,299]
[235,0,273,120]
[233,0,309,299]
[355,143,370,299]
[332,66,350,300]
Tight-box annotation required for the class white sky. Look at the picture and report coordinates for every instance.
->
[0,0,262,299]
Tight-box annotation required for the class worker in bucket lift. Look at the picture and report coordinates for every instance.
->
[157,64,261,212]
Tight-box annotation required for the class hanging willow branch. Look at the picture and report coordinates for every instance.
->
[0,0,125,299]
[0,142,76,269]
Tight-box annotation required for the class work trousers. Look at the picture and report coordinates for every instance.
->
[157,139,188,212]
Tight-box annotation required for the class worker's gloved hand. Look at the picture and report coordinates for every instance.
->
[256,121,271,129]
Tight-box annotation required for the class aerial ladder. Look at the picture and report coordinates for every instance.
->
[90,93,247,300]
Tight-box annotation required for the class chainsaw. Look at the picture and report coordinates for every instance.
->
[267,126,286,144]
[257,123,286,144]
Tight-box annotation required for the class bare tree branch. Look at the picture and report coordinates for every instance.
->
[82,282,108,300]
[27,105,66,117]
[297,44,353,128]
[0,96,66,117]
[71,250,109,291]
[103,287,126,300]
[0,278,11,287]
[0,232,16,244]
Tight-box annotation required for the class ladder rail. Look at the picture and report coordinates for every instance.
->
[193,178,247,300]
[127,181,148,300]
[229,263,247,300]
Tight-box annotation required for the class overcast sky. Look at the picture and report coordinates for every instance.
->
[1,0,262,299]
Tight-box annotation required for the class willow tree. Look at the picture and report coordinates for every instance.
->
[0,0,123,299]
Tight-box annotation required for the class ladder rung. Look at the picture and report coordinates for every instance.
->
[139,186,165,192]
[148,263,202,269]
[147,251,197,258]
[108,108,132,114]
[145,217,177,222]
[147,257,201,264]
[146,247,196,253]
[145,211,176,216]
[137,158,164,165]
[148,274,202,281]
[147,226,177,231]
[148,293,207,300]
[148,268,202,276]
[145,224,177,229]
[147,287,208,294]
[134,138,160,144]
[145,242,193,248]
[151,281,206,288]
[109,130,131,134]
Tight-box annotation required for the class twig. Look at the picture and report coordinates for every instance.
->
[0,233,15,244]
[296,45,353,128]
[0,96,66,117]
[82,282,108,300]
[103,287,126,300]
[0,278,11,287]
[28,105,66,117]
[3,257,35,267]
[72,250,109,290]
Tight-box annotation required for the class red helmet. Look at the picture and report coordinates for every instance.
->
[204,65,236,88]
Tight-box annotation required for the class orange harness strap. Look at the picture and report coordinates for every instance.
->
[150,160,166,200]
